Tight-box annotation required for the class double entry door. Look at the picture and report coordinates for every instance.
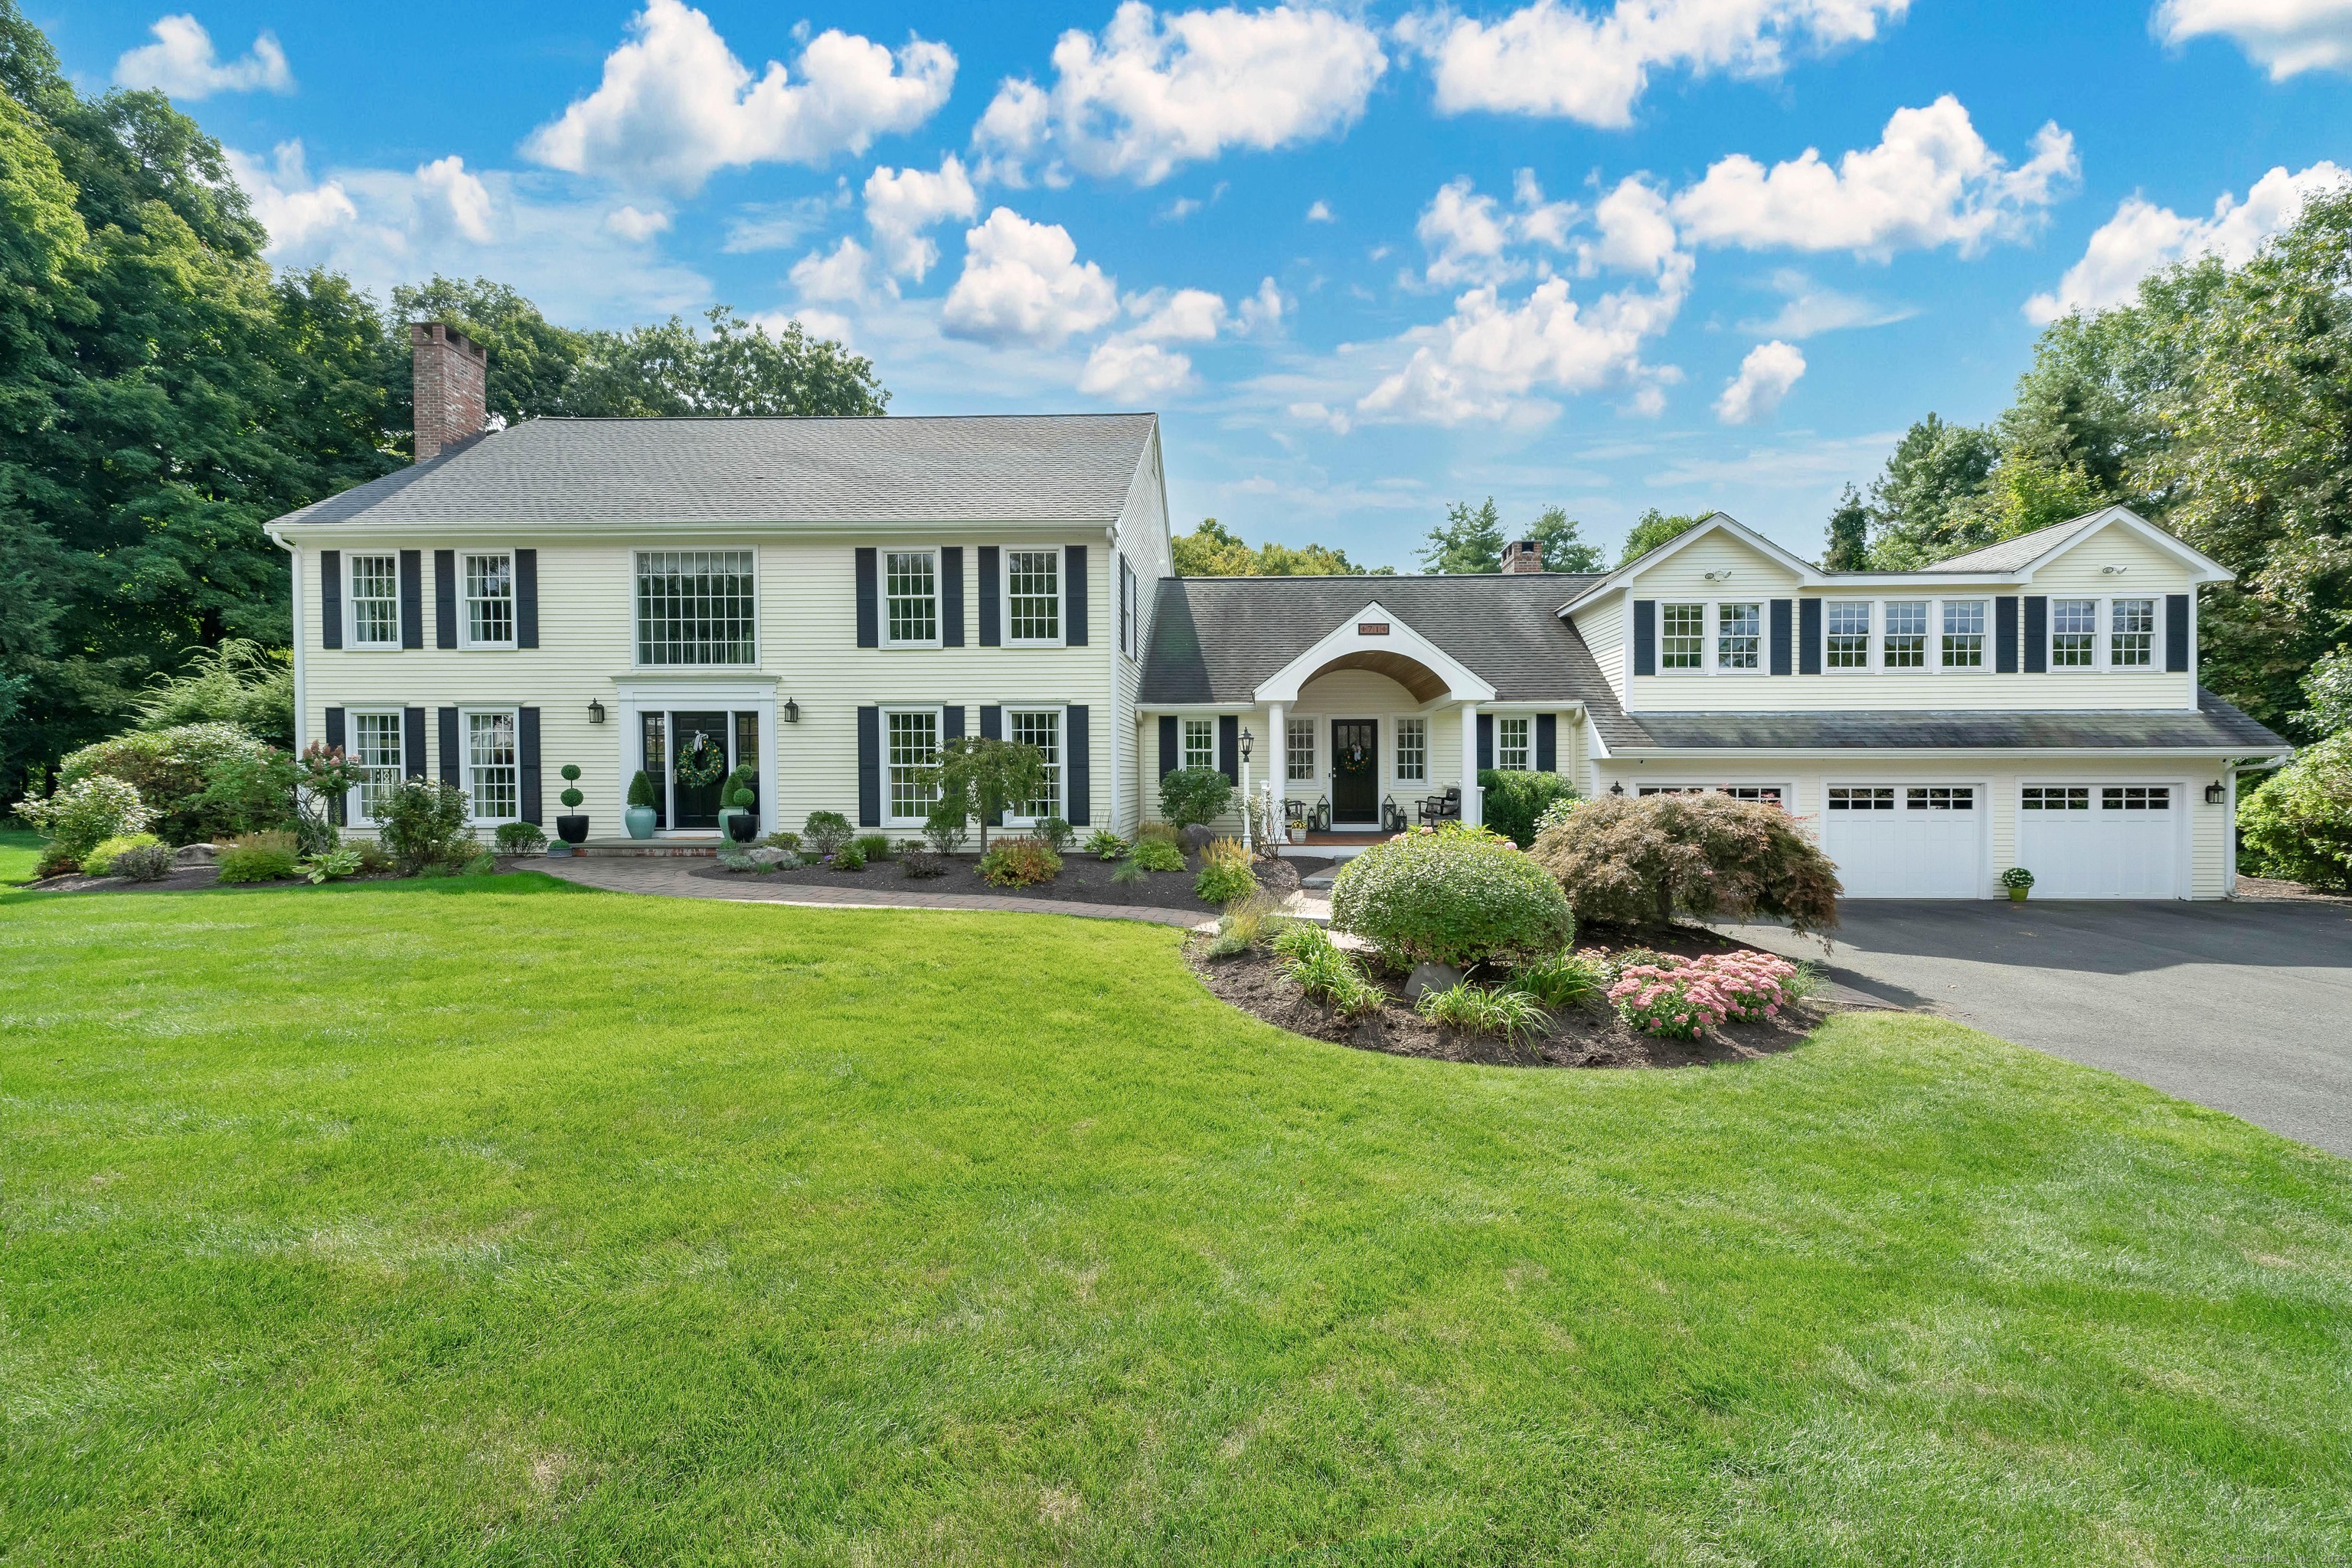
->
[641,710,760,831]
[1330,718,1379,826]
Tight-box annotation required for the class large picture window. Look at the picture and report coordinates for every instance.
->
[351,712,403,821]
[1007,549,1060,643]
[886,710,940,823]
[1394,717,1427,782]
[463,553,514,647]
[466,710,519,822]
[884,550,938,645]
[349,554,400,646]
[636,550,756,665]
[1010,710,1061,820]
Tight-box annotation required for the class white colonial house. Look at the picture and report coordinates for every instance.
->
[268,323,2289,900]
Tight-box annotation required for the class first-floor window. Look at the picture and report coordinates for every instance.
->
[887,710,940,822]
[1183,717,1215,772]
[350,554,400,646]
[2052,599,2098,667]
[1011,710,1061,820]
[2111,598,2156,667]
[1285,717,1316,782]
[466,710,518,822]
[1395,717,1427,782]
[1494,716,1531,770]
[1640,784,1785,806]
[351,712,403,821]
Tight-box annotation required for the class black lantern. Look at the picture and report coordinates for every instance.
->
[2205,780,2226,805]
[1240,727,1254,763]
[782,698,800,724]
[586,699,606,725]
[1609,782,1625,796]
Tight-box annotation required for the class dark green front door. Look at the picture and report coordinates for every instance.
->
[1331,719,1378,825]
[671,711,729,829]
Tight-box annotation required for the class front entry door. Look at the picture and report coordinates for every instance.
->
[1331,719,1379,825]
[671,710,730,829]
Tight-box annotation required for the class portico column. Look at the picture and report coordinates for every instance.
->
[1460,701,1481,828]
[1267,701,1285,827]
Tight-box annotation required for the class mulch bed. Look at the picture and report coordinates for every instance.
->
[1190,923,1836,1070]
[23,862,233,895]
[692,848,1328,913]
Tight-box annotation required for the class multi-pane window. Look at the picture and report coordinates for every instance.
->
[1717,603,1762,670]
[2052,599,2098,667]
[1883,601,1928,668]
[1119,556,1138,658]
[466,710,518,822]
[1941,600,1985,668]
[1638,784,1785,805]
[1395,717,1427,782]
[1828,786,1894,811]
[1285,717,1316,781]
[886,710,940,822]
[884,551,938,645]
[463,553,514,646]
[350,554,399,646]
[2103,785,2170,810]
[1660,603,1705,669]
[1907,786,1975,810]
[1011,710,1061,819]
[1007,549,1060,642]
[2111,598,2155,667]
[1183,717,1215,772]
[2021,786,2090,810]
[636,550,756,665]
[1825,602,1871,669]
[351,712,403,822]
[1494,716,1531,770]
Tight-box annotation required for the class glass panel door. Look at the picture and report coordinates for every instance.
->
[671,710,729,830]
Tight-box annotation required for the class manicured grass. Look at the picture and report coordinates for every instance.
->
[3,878,2348,1565]
[0,825,44,885]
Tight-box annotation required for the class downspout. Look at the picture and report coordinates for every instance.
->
[1106,523,1122,834]
[272,528,305,756]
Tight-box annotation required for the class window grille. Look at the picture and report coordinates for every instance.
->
[2102,785,2169,810]
[636,550,756,665]
[1717,603,1762,670]
[1660,603,1704,669]
[2052,599,2097,667]
[2022,786,2089,810]
[1825,602,1870,668]
[465,554,514,645]
[1906,786,1974,810]
[466,711,518,821]
[1008,549,1060,642]
[1285,717,1316,782]
[1638,784,1784,805]
[1495,716,1531,770]
[2110,598,2155,667]
[1010,710,1062,818]
[1828,786,1894,810]
[886,710,940,821]
[1182,717,1215,771]
[352,713,403,820]
[1884,601,1928,668]
[351,554,399,645]
[885,551,937,644]
[1394,717,1427,782]
[1941,600,1985,668]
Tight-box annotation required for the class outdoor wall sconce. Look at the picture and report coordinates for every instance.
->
[2205,780,2226,804]
[1240,727,1254,763]
[1609,782,1625,795]
[586,700,606,725]
[782,697,800,724]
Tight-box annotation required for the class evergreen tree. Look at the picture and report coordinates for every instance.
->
[1419,498,1506,573]
[1619,508,1710,566]
[1171,518,1384,576]
[1824,485,1869,570]
[1528,506,1604,572]
[1864,413,2000,567]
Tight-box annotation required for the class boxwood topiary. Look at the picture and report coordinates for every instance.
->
[1331,824,1574,970]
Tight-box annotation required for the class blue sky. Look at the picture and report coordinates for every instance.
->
[44,0,2352,568]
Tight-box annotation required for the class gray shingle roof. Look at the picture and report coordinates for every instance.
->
[1916,511,2105,573]
[275,413,1158,528]
[1604,688,2288,752]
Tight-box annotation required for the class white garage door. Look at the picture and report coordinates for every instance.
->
[2014,784,2184,899]
[1824,785,1982,898]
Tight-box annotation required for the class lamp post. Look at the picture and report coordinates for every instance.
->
[1239,727,1256,851]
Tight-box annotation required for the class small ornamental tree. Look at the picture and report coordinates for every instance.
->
[933,737,1047,851]
[1530,792,1841,935]
[295,742,365,854]
[1158,766,1234,829]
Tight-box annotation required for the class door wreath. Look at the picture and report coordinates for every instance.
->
[675,735,727,787]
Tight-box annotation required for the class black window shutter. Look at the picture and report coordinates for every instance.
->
[515,549,539,648]
[942,704,965,741]
[1769,599,1794,675]
[2165,593,2191,672]
[1158,715,1178,779]
[1535,714,1557,773]
[980,704,1002,740]
[433,550,458,648]
[1798,598,1822,675]
[1994,595,2020,673]
[854,547,879,647]
[403,707,427,778]
[978,546,1001,646]
[324,707,347,824]
[1067,706,1091,825]
[518,707,542,824]
[856,707,881,827]
[399,550,423,648]
[1064,544,1089,645]
[437,707,460,788]
[1632,600,1656,676]
[941,547,964,646]
[1118,560,1130,653]
[1477,714,1494,772]
[320,550,343,649]
[2024,596,2048,673]
[1218,715,1239,784]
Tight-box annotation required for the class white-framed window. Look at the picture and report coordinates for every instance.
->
[2104,784,2170,811]
[1285,717,1316,782]
[1940,599,1986,668]
[1395,717,1427,782]
[1828,786,1893,811]
[465,709,519,823]
[1824,601,1871,669]
[1660,603,1705,670]
[884,550,939,646]
[1006,548,1061,645]
[349,711,403,822]
[1182,717,1215,772]
[2021,786,2090,811]
[636,550,756,666]
[1908,786,1975,810]
[1656,600,1766,674]
[462,552,514,648]
[2051,598,2098,667]
[1638,783,1786,806]
[1883,600,1929,668]
[348,554,400,647]
[1494,716,1531,771]
[884,708,941,824]
[1717,603,1762,670]
[1008,709,1062,821]
[2111,597,2156,667]
[1119,554,1139,659]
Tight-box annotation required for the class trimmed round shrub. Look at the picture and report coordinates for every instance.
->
[802,811,854,856]
[1530,792,1841,936]
[978,836,1061,887]
[2239,732,2352,891]
[1158,767,1234,828]
[1478,770,1579,848]
[1331,825,1575,970]
[495,822,549,855]
[20,775,152,867]
[80,832,165,877]
[56,723,275,844]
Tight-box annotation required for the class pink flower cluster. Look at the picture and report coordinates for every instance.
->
[1607,951,1800,1039]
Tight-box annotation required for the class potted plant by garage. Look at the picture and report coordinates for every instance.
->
[2000,866,2034,903]
[553,765,590,852]
[718,763,760,843]
[626,769,659,839]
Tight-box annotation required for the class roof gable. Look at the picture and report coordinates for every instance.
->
[1919,505,2232,581]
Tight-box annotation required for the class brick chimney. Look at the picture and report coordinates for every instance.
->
[411,322,488,462]
[1501,538,1544,573]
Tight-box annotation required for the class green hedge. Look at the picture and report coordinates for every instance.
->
[1478,770,1578,848]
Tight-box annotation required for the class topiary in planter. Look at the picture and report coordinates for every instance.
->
[1331,823,1574,971]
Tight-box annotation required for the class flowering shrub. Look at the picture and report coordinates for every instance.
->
[21,775,152,868]
[978,836,1061,887]
[1331,821,1574,970]
[1608,951,1801,1038]
[55,723,273,844]
[1532,792,1841,936]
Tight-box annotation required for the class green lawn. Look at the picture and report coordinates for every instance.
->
[3,878,2347,1565]
[0,825,43,885]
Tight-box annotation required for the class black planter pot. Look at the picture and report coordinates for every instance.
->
[726,812,760,844]
[557,815,590,844]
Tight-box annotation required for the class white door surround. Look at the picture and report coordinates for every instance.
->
[611,676,779,838]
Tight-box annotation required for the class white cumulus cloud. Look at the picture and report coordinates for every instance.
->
[1413,170,1583,285]
[606,204,671,240]
[2024,162,2350,322]
[1715,339,1805,423]
[1400,0,1907,127]
[227,142,355,247]
[1671,94,2076,259]
[524,0,955,191]
[941,207,1121,347]
[863,155,978,281]
[1080,337,1197,398]
[1080,277,1288,400]
[2155,0,2352,77]
[114,14,293,98]
[972,2,1387,186]
[415,155,495,244]
[790,237,874,303]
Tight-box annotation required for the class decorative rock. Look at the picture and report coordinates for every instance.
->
[175,843,219,862]
[1178,824,1217,854]
[1404,961,1463,1001]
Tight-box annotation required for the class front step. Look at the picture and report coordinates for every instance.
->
[572,838,720,857]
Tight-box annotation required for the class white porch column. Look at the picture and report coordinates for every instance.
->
[1460,701,1481,827]
[1267,701,1285,819]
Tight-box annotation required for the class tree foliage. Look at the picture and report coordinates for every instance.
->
[2237,733,2352,891]
[1171,518,1384,576]
[1619,508,1709,566]
[1420,498,1603,573]
[933,737,1047,851]
[1823,484,1869,570]
[1530,793,1842,936]
[1528,506,1605,572]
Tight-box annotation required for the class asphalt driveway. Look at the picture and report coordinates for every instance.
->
[1719,899,2352,1158]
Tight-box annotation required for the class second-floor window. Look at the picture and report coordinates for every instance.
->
[637,550,756,665]
[2111,597,2156,666]
[1007,549,1060,643]
[1183,717,1215,772]
[884,550,938,645]
[1717,603,1762,670]
[1825,601,1871,668]
[1660,603,1705,669]
[350,554,399,646]
[1656,600,1762,673]
[1941,600,1986,668]
[1883,601,1929,668]
[1494,717,1531,770]
[463,553,514,647]
[2052,599,2098,666]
